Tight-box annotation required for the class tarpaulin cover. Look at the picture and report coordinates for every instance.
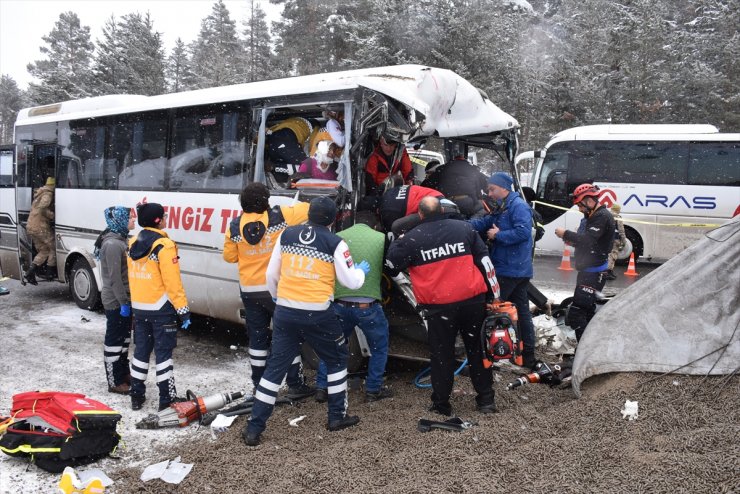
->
[572,215,740,397]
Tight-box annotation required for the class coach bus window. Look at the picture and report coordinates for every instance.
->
[688,142,740,186]
[609,141,688,185]
[0,149,13,187]
[111,111,168,191]
[170,104,250,192]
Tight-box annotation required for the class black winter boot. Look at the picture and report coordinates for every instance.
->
[24,265,38,286]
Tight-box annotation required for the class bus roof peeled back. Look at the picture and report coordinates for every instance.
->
[355,67,518,138]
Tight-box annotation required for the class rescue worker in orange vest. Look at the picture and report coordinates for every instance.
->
[223,182,314,400]
[243,197,369,446]
[127,202,190,411]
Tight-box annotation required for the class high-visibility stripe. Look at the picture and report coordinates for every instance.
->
[328,382,347,394]
[156,370,173,382]
[104,355,120,363]
[328,369,348,382]
[0,445,61,454]
[255,390,276,405]
[73,410,120,415]
[249,359,266,367]
[132,293,168,311]
[249,349,269,357]
[130,369,147,380]
[240,284,268,292]
[104,345,123,353]
[156,359,173,371]
[291,355,301,365]
[276,298,330,311]
[259,379,281,393]
[131,357,149,369]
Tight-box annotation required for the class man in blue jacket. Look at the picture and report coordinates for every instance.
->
[469,172,536,369]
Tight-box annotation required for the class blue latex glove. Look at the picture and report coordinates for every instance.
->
[357,260,371,275]
[119,304,131,317]
[181,314,191,330]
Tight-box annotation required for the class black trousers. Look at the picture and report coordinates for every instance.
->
[425,300,494,407]
[566,270,607,341]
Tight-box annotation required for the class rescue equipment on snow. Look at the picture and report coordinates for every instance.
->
[481,301,524,368]
[0,391,121,473]
[135,390,244,429]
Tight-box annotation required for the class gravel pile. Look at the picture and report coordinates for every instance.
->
[112,366,739,493]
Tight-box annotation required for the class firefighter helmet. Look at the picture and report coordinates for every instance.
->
[571,183,600,204]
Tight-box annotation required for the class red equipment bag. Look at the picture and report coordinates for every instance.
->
[481,301,524,367]
[0,391,121,473]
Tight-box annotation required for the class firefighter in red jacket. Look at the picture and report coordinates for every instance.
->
[127,202,190,412]
[378,179,444,236]
[365,133,413,195]
[386,196,500,416]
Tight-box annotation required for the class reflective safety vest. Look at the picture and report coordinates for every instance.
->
[223,202,309,296]
[127,228,189,317]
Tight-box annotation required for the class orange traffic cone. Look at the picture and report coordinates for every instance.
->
[624,252,639,277]
[558,248,573,271]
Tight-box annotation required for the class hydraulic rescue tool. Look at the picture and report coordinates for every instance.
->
[506,362,571,389]
[481,301,524,368]
[136,390,244,429]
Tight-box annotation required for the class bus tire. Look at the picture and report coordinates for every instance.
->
[69,257,101,310]
[616,227,643,265]
[300,331,364,373]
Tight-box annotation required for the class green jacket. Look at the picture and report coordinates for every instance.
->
[335,224,385,301]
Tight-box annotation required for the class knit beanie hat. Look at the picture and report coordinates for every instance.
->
[488,172,514,191]
[137,202,165,228]
[308,197,336,226]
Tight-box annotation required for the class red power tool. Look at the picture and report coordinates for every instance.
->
[481,301,524,368]
[136,390,244,429]
[507,362,568,389]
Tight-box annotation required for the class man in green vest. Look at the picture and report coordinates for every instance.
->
[315,210,392,403]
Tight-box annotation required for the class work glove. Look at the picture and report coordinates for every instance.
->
[119,304,131,317]
[357,260,371,275]
[181,313,191,330]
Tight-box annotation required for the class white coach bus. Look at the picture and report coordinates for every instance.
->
[2,65,519,324]
[522,124,740,263]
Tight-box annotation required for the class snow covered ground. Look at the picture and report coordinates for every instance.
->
[0,277,572,493]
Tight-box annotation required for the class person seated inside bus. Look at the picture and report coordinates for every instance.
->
[365,133,413,195]
[434,155,487,218]
[265,116,313,182]
[307,108,345,156]
[293,141,341,182]
[419,159,443,189]
[377,175,451,237]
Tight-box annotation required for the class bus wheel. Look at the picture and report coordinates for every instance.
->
[69,257,101,310]
[616,227,643,265]
[300,331,364,373]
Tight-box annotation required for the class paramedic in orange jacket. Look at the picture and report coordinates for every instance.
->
[223,182,314,400]
[127,202,190,412]
[365,133,413,195]
[243,197,369,446]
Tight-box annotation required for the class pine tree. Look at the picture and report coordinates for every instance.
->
[242,0,278,81]
[26,11,95,104]
[191,0,244,88]
[0,75,25,143]
[271,0,338,75]
[92,12,166,95]
[166,38,196,92]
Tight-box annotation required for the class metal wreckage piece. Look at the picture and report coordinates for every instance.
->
[136,391,245,429]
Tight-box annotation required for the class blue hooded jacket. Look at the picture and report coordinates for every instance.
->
[469,191,534,278]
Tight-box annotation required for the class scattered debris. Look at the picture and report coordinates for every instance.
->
[417,417,476,433]
[141,457,193,485]
[288,415,307,427]
[210,414,238,440]
[80,316,91,323]
[621,400,639,420]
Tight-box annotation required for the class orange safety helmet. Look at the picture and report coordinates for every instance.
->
[571,183,600,205]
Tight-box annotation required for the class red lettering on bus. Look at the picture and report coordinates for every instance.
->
[200,208,214,232]
[182,207,194,230]
[169,206,181,229]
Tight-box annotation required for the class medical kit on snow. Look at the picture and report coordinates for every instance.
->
[0,391,121,473]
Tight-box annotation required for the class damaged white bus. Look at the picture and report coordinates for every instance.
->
[2,65,519,364]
